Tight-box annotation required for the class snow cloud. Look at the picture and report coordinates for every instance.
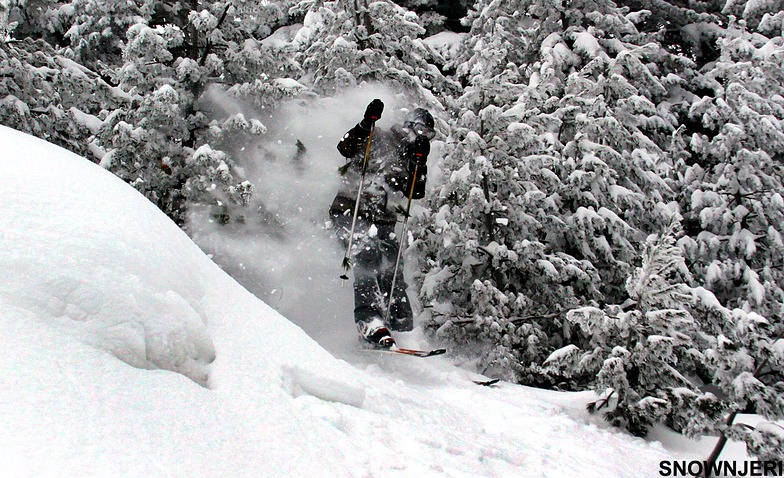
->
[188,84,412,352]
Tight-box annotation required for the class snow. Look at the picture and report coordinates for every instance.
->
[261,23,303,48]
[545,344,579,364]
[572,31,605,59]
[69,107,103,134]
[774,339,784,359]
[609,184,639,201]
[423,31,466,59]
[743,267,766,307]
[333,36,353,49]
[706,261,723,284]
[538,259,560,279]
[423,31,464,50]
[450,162,472,183]
[273,77,307,91]
[1,127,216,385]
[0,125,746,476]
[421,266,454,298]
[282,365,366,408]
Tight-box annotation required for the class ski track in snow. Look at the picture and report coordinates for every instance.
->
[288,348,675,478]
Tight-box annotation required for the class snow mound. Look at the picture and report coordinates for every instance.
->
[0,126,218,384]
[283,365,366,407]
[0,126,362,476]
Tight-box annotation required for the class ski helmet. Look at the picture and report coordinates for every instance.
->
[404,108,435,139]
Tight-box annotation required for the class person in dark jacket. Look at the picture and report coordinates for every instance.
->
[330,99,434,347]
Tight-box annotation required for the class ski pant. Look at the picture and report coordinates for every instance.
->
[331,211,413,332]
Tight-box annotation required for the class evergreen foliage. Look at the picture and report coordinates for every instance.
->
[0,34,118,157]
[293,0,458,101]
[694,285,784,463]
[546,219,723,437]
[393,0,470,33]
[2,0,307,224]
[675,17,784,322]
[415,0,689,382]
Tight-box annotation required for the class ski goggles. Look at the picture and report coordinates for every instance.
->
[405,121,436,140]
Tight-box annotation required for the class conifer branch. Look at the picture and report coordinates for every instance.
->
[436,310,573,327]
[592,390,615,412]
[199,3,232,67]
[703,327,784,475]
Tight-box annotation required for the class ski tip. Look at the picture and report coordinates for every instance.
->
[428,348,447,357]
[473,378,500,386]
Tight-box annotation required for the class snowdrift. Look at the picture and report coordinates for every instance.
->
[0,124,219,383]
[0,126,362,476]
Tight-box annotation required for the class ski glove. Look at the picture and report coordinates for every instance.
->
[359,99,384,129]
[406,135,430,166]
[338,108,379,159]
[364,99,384,122]
[404,136,429,199]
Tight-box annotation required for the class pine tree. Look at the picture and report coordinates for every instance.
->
[4,0,71,44]
[692,289,784,464]
[91,1,303,224]
[415,0,692,383]
[615,0,725,67]
[0,31,117,158]
[722,0,784,34]
[393,0,471,33]
[546,219,724,436]
[3,0,305,224]
[293,0,458,101]
[674,17,784,325]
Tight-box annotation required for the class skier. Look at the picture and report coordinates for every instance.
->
[330,99,434,348]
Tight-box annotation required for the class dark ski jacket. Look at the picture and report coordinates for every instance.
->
[330,121,427,225]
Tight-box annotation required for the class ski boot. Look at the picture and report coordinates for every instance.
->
[357,317,395,349]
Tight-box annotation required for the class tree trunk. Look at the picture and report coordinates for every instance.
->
[703,328,783,477]
[703,411,736,478]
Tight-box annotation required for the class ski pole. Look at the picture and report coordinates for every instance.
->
[340,121,376,280]
[384,162,419,321]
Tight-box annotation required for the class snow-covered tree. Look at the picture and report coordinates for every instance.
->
[90,1,306,224]
[416,108,603,382]
[4,0,306,224]
[690,289,784,464]
[722,0,784,34]
[616,0,725,66]
[293,0,458,102]
[0,34,120,158]
[394,0,471,33]
[674,18,784,325]
[4,0,72,44]
[546,219,724,436]
[415,0,691,383]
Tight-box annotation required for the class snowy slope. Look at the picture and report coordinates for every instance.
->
[0,125,360,476]
[0,125,718,477]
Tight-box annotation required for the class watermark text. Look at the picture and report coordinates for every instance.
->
[659,460,782,477]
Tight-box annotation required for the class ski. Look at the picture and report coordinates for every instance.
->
[393,347,446,358]
[473,378,500,386]
[361,346,447,358]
